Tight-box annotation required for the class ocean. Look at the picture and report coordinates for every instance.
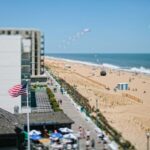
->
[46,53,150,74]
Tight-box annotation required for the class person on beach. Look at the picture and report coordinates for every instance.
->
[97,132,104,143]
[82,128,86,138]
[43,129,49,138]
[91,138,95,149]
[86,129,90,138]
[59,99,62,105]
[79,126,86,139]
[86,136,90,150]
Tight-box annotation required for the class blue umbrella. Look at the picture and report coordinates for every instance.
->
[50,132,63,139]
[30,134,42,141]
[29,130,41,136]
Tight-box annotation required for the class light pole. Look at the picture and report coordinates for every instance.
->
[146,130,150,150]
[26,79,30,150]
[24,77,30,150]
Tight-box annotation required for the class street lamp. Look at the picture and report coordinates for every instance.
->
[24,76,31,150]
[26,79,30,150]
[146,130,150,150]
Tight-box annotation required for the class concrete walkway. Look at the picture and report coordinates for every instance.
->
[46,71,112,150]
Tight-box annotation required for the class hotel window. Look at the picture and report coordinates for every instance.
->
[22,53,30,60]
[25,31,29,35]
[22,66,30,73]
[21,73,30,79]
[22,60,30,65]
[15,31,19,34]
[7,31,11,35]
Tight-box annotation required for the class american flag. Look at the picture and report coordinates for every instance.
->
[8,83,27,97]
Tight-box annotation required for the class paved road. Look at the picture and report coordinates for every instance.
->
[46,71,112,150]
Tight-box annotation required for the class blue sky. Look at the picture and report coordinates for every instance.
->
[0,0,150,53]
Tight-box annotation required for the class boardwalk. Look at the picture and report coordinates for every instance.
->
[46,71,112,150]
[32,89,53,113]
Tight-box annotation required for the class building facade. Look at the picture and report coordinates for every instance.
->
[0,35,22,113]
[0,28,46,112]
[0,28,44,78]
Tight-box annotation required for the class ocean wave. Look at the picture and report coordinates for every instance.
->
[45,56,150,74]
[101,64,150,74]
[102,63,120,69]
[129,66,150,74]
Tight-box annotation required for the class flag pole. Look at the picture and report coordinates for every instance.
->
[26,79,30,150]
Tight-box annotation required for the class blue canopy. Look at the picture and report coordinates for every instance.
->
[50,132,63,139]
[30,134,42,141]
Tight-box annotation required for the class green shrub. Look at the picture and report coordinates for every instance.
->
[46,87,62,112]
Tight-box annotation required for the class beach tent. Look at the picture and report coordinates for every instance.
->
[117,83,128,90]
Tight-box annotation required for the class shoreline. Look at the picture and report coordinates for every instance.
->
[45,56,150,76]
[45,57,150,150]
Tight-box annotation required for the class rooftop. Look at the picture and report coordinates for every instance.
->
[0,28,41,32]
[15,111,74,126]
[0,108,20,134]
[0,107,74,135]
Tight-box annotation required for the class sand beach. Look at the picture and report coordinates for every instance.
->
[45,58,150,150]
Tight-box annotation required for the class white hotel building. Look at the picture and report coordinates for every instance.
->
[0,28,46,113]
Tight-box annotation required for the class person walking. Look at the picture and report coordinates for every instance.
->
[86,129,90,138]
[78,126,82,139]
[59,99,62,105]
[91,138,95,149]
[85,136,90,150]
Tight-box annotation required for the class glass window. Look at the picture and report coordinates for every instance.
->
[22,66,30,73]
[22,53,30,59]
[22,60,30,65]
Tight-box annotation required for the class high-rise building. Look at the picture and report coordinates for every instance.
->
[0,28,46,113]
[0,28,45,78]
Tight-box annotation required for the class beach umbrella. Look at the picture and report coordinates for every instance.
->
[50,132,63,140]
[59,127,73,133]
[62,138,72,144]
[63,133,77,140]
[30,134,42,141]
[29,130,41,136]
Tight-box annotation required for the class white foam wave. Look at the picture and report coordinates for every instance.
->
[129,66,150,74]
[45,55,150,74]
[102,63,120,69]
